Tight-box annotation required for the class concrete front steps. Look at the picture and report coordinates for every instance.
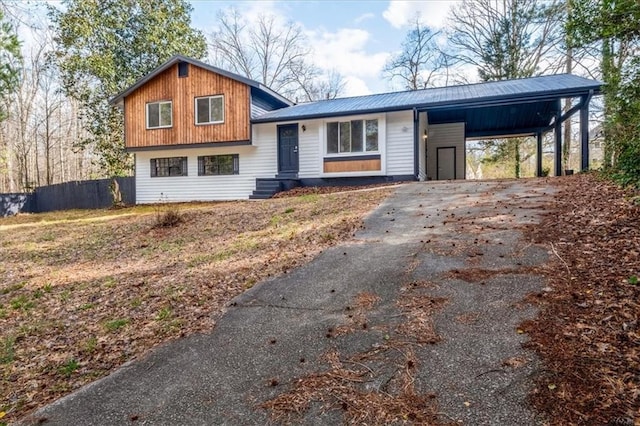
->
[249,178,300,199]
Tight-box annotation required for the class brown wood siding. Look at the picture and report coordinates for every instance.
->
[124,64,251,149]
[323,159,382,173]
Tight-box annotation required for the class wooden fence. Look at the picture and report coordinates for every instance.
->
[0,177,135,217]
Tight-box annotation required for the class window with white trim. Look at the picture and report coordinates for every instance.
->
[146,101,172,129]
[198,154,239,175]
[327,119,378,154]
[195,95,224,125]
[150,157,187,177]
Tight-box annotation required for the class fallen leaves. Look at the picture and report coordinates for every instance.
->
[0,189,390,423]
[523,173,640,425]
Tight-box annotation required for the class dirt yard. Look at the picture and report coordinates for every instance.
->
[0,188,390,423]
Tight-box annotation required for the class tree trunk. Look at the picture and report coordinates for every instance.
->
[602,37,615,169]
[563,0,574,174]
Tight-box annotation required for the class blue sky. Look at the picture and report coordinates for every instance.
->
[189,1,458,96]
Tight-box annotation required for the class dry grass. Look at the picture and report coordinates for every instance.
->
[0,189,390,423]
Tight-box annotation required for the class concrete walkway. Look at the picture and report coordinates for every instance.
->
[24,180,552,425]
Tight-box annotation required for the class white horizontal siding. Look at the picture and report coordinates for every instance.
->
[135,131,277,203]
[385,110,414,176]
[298,120,320,178]
[427,122,465,180]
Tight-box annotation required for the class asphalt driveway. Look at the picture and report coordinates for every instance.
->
[23,179,553,425]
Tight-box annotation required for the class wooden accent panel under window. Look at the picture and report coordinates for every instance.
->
[124,64,250,148]
[323,159,382,173]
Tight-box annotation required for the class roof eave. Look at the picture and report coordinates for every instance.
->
[252,84,602,124]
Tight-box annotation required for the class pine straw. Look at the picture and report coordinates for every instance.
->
[521,173,640,425]
[444,266,541,283]
[333,292,381,337]
[262,278,450,424]
[261,347,442,425]
[395,295,448,344]
[354,292,381,310]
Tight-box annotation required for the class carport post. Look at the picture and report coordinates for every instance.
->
[580,95,590,171]
[555,109,562,176]
[536,131,543,177]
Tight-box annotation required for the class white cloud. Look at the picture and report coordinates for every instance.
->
[241,0,280,23]
[307,28,390,95]
[342,76,372,97]
[309,28,389,78]
[383,0,456,29]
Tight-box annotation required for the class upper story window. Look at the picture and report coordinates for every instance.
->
[178,61,189,77]
[327,119,379,154]
[195,95,224,125]
[150,157,187,177]
[146,101,172,129]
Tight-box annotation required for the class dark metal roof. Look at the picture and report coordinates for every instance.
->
[109,55,292,107]
[252,74,601,123]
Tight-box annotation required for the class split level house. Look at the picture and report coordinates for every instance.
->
[110,55,602,203]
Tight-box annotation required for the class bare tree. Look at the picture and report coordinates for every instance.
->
[290,67,345,102]
[0,15,98,192]
[209,8,345,102]
[444,0,565,178]
[383,16,447,90]
[11,41,43,189]
[447,0,564,81]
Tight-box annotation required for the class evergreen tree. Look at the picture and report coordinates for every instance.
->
[0,9,21,120]
[568,0,640,185]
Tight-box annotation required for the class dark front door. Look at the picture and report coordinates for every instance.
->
[277,124,299,177]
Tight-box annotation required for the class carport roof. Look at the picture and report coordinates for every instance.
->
[251,74,601,127]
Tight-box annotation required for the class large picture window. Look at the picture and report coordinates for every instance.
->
[195,95,224,125]
[150,157,187,177]
[198,154,239,175]
[327,119,378,154]
[146,101,172,129]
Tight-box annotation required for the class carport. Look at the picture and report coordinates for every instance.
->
[414,74,601,179]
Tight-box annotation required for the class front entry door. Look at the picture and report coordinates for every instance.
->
[437,146,456,180]
[277,124,299,177]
